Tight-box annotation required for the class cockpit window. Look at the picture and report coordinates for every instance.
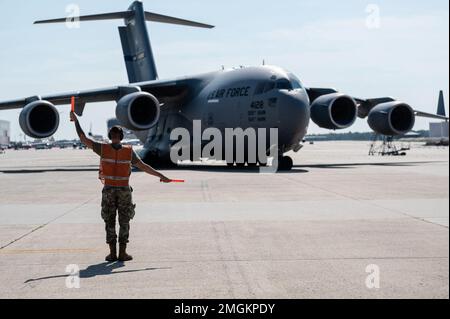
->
[276,79,293,90]
[254,74,301,95]
[288,73,303,89]
[290,79,302,89]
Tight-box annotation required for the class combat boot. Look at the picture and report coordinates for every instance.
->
[118,243,133,261]
[105,243,117,262]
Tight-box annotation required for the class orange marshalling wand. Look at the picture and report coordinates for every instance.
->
[161,179,185,183]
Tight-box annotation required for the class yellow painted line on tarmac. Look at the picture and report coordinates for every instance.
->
[0,248,99,255]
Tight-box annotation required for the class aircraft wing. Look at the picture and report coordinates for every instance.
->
[307,89,396,118]
[355,97,449,120]
[306,87,338,103]
[0,78,194,116]
[308,88,449,121]
[413,110,449,121]
[0,87,119,112]
[354,97,396,118]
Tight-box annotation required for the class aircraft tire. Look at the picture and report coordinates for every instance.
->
[278,156,293,171]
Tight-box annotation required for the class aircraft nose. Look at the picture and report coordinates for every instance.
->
[277,90,310,149]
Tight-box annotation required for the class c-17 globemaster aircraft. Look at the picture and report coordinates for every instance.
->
[0,1,448,171]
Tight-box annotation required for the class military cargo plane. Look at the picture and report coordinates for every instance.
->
[0,1,448,170]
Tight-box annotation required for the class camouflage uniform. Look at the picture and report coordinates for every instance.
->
[101,186,136,244]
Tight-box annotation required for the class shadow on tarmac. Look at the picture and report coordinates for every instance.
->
[150,165,309,174]
[160,160,443,173]
[293,161,445,170]
[2,161,444,175]
[1,167,99,174]
[24,262,171,284]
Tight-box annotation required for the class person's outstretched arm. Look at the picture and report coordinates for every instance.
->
[70,112,94,150]
[133,156,172,183]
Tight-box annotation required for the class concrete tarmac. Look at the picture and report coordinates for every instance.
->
[0,141,448,298]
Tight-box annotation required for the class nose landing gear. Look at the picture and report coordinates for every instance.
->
[277,156,293,171]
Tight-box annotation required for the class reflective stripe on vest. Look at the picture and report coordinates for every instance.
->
[99,175,130,181]
[99,144,133,187]
[101,158,132,164]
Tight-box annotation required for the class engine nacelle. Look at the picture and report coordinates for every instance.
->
[19,100,59,138]
[116,92,160,131]
[310,93,358,130]
[368,102,415,136]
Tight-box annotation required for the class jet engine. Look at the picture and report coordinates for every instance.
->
[19,100,60,138]
[367,102,415,136]
[115,92,160,131]
[310,93,358,130]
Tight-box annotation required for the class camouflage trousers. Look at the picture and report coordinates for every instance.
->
[101,187,136,244]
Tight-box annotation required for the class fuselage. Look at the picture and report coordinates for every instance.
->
[136,65,311,162]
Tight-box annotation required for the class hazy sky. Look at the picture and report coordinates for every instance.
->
[0,0,448,140]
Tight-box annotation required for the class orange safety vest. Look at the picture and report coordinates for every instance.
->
[99,144,133,187]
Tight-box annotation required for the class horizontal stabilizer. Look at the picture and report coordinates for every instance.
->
[144,12,214,28]
[34,10,214,29]
[34,11,132,24]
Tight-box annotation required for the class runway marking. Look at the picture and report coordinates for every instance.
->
[2,256,448,270]
[110,256,449,263]
[0,248,98,255]
[0,166,148,251]
[0,196,99,251]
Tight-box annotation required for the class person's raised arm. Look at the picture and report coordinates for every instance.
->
[70,112,94,150]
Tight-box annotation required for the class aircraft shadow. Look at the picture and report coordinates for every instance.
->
[24,261,171,284]
[0,166,99,174]
[293,161,445,169]
[152,160,445,173]
[2,161,444,175]
[160,165,309,174]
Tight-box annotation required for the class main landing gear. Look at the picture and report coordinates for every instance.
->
[226,156,294,171]
[226,160,266,168]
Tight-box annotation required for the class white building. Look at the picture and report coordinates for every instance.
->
[429,122,449,138]
[0,120,10,146]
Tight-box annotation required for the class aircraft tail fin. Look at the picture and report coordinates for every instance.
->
[437,90,446,117]
[34,1,214,83]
